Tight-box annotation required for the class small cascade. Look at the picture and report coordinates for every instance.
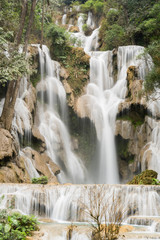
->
[62,14,67,25]
[36,45,86,184]
[77,46,151,184]
[86,12,95,30]
[69,13,99,51]
[20,150,40,179]
[0,184,160,222]
[77,13,84,33]
[142,117,160,179]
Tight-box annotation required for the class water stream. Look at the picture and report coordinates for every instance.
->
[36,45,86,184]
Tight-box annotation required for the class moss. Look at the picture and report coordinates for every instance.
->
[32,176,48,184]
[63,47,90,97]
[117,104,147,128]
[116,135,135,163]
[128,170,160,185]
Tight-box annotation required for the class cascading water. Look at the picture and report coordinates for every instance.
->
[77,46,151,184]
[70,13,99,51]
[1,184,160,221]
[36,45,86,184]
[62,14,67,25]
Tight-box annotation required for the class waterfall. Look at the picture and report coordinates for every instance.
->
[69,13,99,51]
[36,45,86,184]
[77,46,151,184]
[62,14,67,25]
[0,184,160,221]
[77,14,84,33]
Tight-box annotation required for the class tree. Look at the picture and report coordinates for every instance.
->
[80,185,123,240]
[0,0,38,131]
[15,0,28,46]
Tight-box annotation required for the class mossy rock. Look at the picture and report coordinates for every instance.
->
[63,47,90,97]
[141,169,157,179]
[128,170,158,185]
[32,176,48,184]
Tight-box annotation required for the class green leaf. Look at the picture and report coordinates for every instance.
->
[4,224,11,233]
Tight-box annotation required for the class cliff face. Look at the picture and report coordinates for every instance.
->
[115,65,160,182]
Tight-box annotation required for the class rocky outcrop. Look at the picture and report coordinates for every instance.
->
[31,126,46,153]
[115,65,160,182]
[24,84,37,115]
[22,148,60,183]
[69,26,79,33]
[60,47,90,111]
[0,128,17,161]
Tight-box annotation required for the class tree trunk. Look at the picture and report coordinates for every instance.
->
[24,0,37,52]
[40,0,45,48]
[0,77,21,131]
[15,0,28,46]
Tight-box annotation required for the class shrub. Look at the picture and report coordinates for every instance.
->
[104,24,126,50]
[32,176,48,184]
[45,23,69,61]
[0,210,39,240]
[144,40,160,93]
[106,9,119,25]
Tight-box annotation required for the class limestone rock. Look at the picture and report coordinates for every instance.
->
[0,128,16,161]
[32,126,46,152]
[115,120,134,139]
[32,127,45,143]
[24,84,36,114]
[60,67,69,79]
[63,80,72,94]
[0,160,30,183]
[69,26,79,32]
[22,148,60,183]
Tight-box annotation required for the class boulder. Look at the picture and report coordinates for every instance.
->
[0,128,17,161]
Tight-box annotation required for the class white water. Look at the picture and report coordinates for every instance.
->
[77,46,150,184]
[62,14,67,25]
[36,45,86,184]
[86,11,95,29]
[142,117,160,179]
[0,184,160,221]
[70,13,99,51]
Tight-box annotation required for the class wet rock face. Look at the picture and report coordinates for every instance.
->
[22,148,60,183]
[0,128,17,161]
[115,65,150,182]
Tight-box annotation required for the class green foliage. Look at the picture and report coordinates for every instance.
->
[100,0,159,50]
[32,176,48,184]
[45,23,69,61]
[0,210,39,240]
[0,28,29,85]
[104,24,126,50]
[82,24,88,33]
[106,9,119,25]
[144,40,160,93]
[81,0,104,14]
[128,170,160,185]
[64,47,90,96]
